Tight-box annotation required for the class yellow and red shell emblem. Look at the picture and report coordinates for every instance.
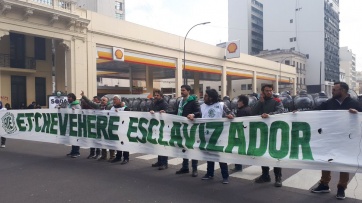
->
[115,49,124,59]
[227,42,238,53]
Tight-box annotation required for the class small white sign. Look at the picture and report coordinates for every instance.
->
[112,47,125,61]
[48,96,68,109]
[225,40,240,59]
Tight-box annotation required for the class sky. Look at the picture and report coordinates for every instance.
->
[126,0,361,70]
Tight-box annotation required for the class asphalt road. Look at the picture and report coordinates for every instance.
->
[0,139,360,203]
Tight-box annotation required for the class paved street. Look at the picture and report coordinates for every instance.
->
[0,139,361,203]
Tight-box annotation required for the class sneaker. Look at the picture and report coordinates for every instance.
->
[158,165,168,170]
[94,154,102,160]
[201,174,213,180]
[230,168,242,172]
[274,176,282,187]
[0,145,5,148]
[66,152,74,157]
[311,183,330,193]
[87,154,96,159]
[254,175,271,183]
[152,162,160,167]
[175,168,189,174]
[120,159,129,165]
[192,170,198,177]
[110,157,122,163]
[336,187,345,200]
[97,156,108,161]
[222,178,229,184]
[71,154,80,158]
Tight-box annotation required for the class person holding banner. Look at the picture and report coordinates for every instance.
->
[80,93,104,159]
[252,84,284,187]
[200,89,234,184]
[311,82,361,200]
[149,89,169,170]
[110,95,131,165]
[62,93,82,158]
[162,85,201,177]
[0,101,7,148]
[80,91,115,161]
[230,94,252,172]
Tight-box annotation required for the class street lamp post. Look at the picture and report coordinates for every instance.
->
[183,22,210,85]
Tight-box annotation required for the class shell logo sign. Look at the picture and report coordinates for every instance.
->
[227,42,238,53]
[112,47,125,61]
[225,40,240,59]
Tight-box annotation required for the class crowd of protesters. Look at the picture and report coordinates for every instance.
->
[0,81,359,200]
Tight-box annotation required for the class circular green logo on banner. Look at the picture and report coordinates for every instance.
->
[2,112,17,134]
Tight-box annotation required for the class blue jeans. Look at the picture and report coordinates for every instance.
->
[182,159,198,170]
[71,145,80,155]
[206,161,229,179]
[158,156,168,165]
[234,164,243,170]
[115,151,129,160]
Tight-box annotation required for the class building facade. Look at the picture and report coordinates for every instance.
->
[263,0,340,95]
[0,0,296,109]
[256,49,307,93]
[76,0,125,20]
[228,0,263,55]
[339,47,357,92]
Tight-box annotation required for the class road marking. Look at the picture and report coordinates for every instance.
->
[136,154,158,160]
[198,162,220,171]
[168,158,184,165]
[345,173,362,200]
[229,165,269,180]
[282,169,320,190]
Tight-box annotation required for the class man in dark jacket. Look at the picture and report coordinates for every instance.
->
[80,91,115,160]
[252,84,284,187]
[162,85,201,177]
[110,95,131,165]
[311,82,361,200]
[231,94,252,172]
[150,89,169,170]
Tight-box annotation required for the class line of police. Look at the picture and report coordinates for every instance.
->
[63,81,360,200]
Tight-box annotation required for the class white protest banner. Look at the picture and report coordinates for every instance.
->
[0,109,361,173]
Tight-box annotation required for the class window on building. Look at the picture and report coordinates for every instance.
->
[294,37,297,41]
[285,60,290,65]
[219,86,221,91]
[115,1,123,11]
[292,61,295,67]
[290,47,295,51]
[304,78,306,85]
[248,84,252,90]
[300,78,303,85]
[34,37,46,60]
[241,84,246,90]
[115,13,123,19]
[35,77,46,106]
[297,62,299,68]
[290,38,293,42]
[297,77,299,84]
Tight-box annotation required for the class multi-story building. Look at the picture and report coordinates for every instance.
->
[339,47,357,92]
[356,71,362,94]
[256,49,307,93]
[262,0,340,95]
[228,0,263,55]
[77,0,125,20]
